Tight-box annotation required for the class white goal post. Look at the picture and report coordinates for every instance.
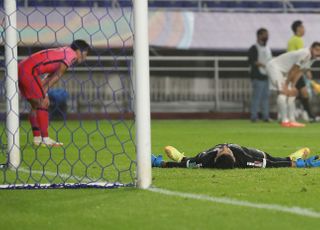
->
[5,0,20,170]
[133,0,152,189]
[3,0,152,189]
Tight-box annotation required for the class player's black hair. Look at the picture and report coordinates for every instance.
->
[311,42,320,48]
[257,28,267,37]
[214,154,235,169]
[70,39,90,52]
[291,20,303,34]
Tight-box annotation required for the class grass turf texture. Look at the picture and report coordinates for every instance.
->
[1,119,320,229]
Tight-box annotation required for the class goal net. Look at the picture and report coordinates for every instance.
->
[0,0,151,189]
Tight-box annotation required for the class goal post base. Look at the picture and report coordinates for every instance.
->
[0,182,134,190]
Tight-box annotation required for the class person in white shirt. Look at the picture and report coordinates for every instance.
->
[266,42,320,127]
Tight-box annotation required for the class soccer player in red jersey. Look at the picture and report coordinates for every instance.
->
[18,40,90,147]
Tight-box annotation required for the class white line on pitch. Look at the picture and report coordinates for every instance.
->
[18,168,93,183]
[148,187,320,219]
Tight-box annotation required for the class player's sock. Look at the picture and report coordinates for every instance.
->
[277,94,288,123]
[28,111,41,137]
[300,97,314,119]
[36,108,49,138]
[287,96,296,122]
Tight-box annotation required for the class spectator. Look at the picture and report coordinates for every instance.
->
[287,20,315,122]
[248,28,272,122]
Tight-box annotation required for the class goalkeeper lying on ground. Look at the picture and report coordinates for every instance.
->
[151,144,320,169]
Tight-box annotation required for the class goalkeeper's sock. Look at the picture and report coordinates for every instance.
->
[28,111,41,137]
[36,108,49,138]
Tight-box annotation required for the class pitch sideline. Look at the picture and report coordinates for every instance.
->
[148,187,320,219]
[17,168,320,218]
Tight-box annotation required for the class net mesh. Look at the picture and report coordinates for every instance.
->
[0,0,136,188]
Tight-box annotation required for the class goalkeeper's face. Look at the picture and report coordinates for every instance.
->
[214,145,236,163]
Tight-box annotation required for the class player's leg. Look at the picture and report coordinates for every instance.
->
[264,153,292,168]
[296,76,314,121]
[19,71,43,145]
[250,79,261,122]
[28,108,41,145]
[266,64,289,126]
[19,72,63,147]
[31,97,49,139]
[265,147,310,168]
[28,97,61,146]
[35,97,63,147]
[277,94,289,125]
[299,86,314,121]
[287,82,305,127]
[287,96,296,122]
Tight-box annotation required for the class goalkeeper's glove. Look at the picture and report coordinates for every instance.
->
[151,154,163,167]
[296,156,320,168]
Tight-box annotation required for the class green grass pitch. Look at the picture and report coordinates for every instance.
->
[1,119,320,229]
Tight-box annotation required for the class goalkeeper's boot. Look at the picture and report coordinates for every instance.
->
[33,136,42,146]
[164,146,185,163]
[151,154,163,167]
[41,137,63,147]
[289,147,310,161]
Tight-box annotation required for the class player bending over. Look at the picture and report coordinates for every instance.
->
[18,40,90,147]
[266,42,320,127]
[152,144,320,169]
[287,20,315,122]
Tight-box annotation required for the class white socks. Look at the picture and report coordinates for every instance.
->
[287,96,296,122]
[277,94,288,123]
[277,94,296,123]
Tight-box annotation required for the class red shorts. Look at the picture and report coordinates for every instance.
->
[18,65,45,99]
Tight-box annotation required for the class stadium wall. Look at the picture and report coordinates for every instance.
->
[1,7,320,117]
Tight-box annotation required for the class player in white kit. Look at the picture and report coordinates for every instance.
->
[266,42,320,127]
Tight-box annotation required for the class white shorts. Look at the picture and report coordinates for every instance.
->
[266,62,287,91]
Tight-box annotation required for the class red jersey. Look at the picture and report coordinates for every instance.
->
[19,46,77,77]
[18,46,77,99]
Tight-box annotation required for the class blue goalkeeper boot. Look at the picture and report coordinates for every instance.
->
[151,154,163,167]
